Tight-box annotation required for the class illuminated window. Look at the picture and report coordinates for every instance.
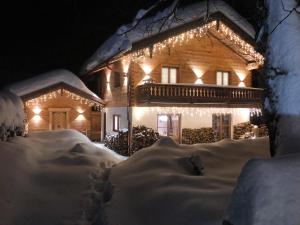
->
[157,114,181,142]
[216,71,229,86]
[212,114,231,140]
[113,115,120,131]
[161,67,178,84]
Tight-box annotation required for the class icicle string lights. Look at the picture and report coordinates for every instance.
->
[128,20,264,66]
[25,89,100,107]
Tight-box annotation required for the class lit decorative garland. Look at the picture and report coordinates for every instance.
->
[25,89,100,107]
[132,106,262,122]
[217,22,264,65]
[128,20,264,66]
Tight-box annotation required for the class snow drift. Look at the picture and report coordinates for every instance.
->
[224,153,300,225]
[0,129,123,225]
[104,137,269,225]
[0,90,24,140]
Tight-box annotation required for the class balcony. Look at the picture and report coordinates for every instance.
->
[136,83,263,106]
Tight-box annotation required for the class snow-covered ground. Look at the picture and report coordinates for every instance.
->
[225,152,300,225]
[94,142,128,161]
[105,137,270,225]
[0,129,123,225]
[0,125,270,225]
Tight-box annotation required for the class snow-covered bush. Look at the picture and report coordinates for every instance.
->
[182,128,216,144]
[0,90,25,141]
[104,125,159,156]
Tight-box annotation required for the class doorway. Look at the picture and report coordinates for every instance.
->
[157,114,181,142]
[52,112,67,130]
[49,108,70,131]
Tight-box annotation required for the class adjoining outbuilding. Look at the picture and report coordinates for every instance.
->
[9,69,104,141]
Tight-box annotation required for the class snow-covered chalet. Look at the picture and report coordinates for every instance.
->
[9,70,104,141]
[81,0,265,143]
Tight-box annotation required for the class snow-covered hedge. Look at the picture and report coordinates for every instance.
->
[0,90,25,141]
[104,125,159,156]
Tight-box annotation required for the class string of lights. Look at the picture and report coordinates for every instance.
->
[25,89,100,107]
[128,20,264,66]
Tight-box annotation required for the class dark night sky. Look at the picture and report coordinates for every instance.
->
[0,0,258,89]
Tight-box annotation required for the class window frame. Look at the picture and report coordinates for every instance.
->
[161,66,179,84]
[157,114,181,142]
[113,114,121,132]
[216,71,230,86]
[212,113,232,140]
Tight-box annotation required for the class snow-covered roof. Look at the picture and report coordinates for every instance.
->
[9,69,103,103]
[81,0,256,74]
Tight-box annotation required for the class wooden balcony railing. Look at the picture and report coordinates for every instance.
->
[136,83,263,106]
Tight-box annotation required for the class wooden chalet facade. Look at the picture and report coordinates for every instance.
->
[82,1,264,143]
[10,70,104,141]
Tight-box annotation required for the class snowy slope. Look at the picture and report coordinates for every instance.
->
[0,90,24,139]
[105,137,269,225]
[225,153,300,225]
[0,129,123,225]
[9,69,100,99]
[82,0,256,73]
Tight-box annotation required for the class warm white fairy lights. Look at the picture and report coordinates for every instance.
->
[129,21,216,62]
[25,89,100,107]
[133,106,261,121]
[127,20,264,67]
[217,22,264,65]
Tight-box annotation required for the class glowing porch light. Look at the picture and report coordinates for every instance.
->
[141,64,153,75]
[32,114,41,122]
[238,82,246,87]
[195,78,204,84]
[235,72,247,88]
[76,114,86,121]
[77,108,85,114]
[190,66,206,84]
[105,69,112,99]
[122,58,130,74]
[33,106,42,115]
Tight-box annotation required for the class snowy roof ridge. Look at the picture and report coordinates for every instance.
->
[81,0,256,75]
[9,69,102,103]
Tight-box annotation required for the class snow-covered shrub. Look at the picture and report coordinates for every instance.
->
[104,125,159,156]
[182,128,216,144]
[0,90,25,141]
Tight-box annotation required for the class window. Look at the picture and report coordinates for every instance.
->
[157,114,181,142]
[114,72,121,88]
[113,115,120,131]
[216,71,229,86]
[212,114,231,140]
[161,67,178,84]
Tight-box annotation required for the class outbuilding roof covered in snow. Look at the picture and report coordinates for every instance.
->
[81,0,260,75]
[9,69,103,104]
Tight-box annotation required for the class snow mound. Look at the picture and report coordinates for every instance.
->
[82,0,256,73]
[9,69,100,99]
[0,129,124,225]
[105,137,270,225]
[224,153,300,225]
[0,90,24,140]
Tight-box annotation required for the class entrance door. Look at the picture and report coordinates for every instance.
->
[52,112,67,130]
[157,114,181,142]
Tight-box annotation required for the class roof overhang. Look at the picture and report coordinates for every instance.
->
[21,82,104,106]
[86,12,264,76]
